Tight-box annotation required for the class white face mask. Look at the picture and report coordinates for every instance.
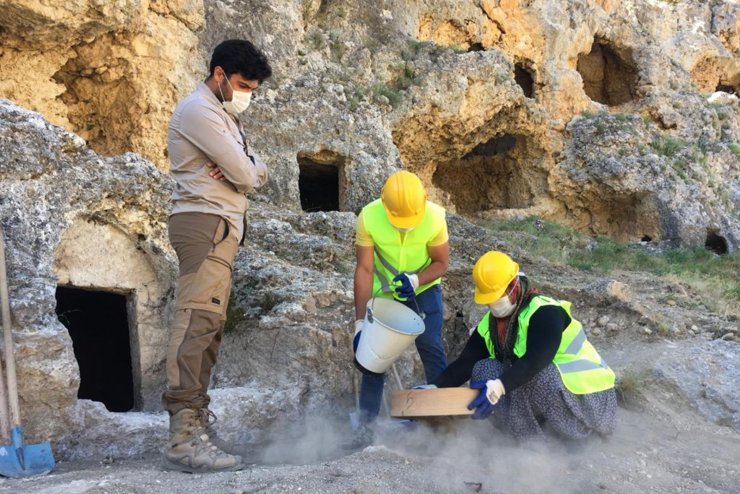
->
[219,75,252,115]
[488,296,517,318]
[395,226,414,233]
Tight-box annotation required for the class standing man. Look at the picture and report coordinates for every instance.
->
[162,39,271,472]
[350,170,449,446]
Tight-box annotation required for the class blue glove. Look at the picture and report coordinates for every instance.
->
[412,384,437,390]
[393,273,419,299]
[467,380,496,419]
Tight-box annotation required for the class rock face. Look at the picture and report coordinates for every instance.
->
[0,0,738,460]
[654,340,739,431]
[0,99,176,442]
[2,0,737,248]
[0,0,204,168]
[220,0,740,248]
[559,107,738,247]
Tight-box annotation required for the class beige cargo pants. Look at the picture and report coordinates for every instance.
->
[162,212,239,415]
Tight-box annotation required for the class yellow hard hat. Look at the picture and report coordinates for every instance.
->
[472,251,520,304]
[380,170,427,229]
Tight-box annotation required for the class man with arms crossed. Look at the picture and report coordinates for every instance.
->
[162,39,271,472]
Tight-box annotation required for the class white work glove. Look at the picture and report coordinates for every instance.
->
[352,319,363,353]
[393,273,419,299]
[485,379,506,405]
[407,273,420,290]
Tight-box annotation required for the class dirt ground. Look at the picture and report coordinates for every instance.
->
[0,409,737,494]
[0,258,737,493]
[1,340,738,494]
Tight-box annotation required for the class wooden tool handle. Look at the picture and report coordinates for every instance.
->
[0,229,21,429]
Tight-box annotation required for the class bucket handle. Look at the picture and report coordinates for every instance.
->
[368,286,425,323]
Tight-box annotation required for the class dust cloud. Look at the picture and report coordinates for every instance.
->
[250,411,586,493]
[255,413,350,465]
[380,419,576,493]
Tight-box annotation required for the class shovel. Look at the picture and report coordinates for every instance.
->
[0,229,55,477]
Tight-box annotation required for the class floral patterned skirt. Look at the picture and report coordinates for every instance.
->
[471,358,617,440]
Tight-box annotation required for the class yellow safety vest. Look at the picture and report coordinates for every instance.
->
[476,295,615,394]
[361,198,446,300]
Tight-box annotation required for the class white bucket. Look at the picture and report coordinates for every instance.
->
[354,297,425,375]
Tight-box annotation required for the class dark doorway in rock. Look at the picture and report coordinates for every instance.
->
[298,153,344,212]
[705,231,728,255]
[715,84,736,95]
[577,39,637,106]
[468,42,484,52]
[514,63,534,98]
[55,286,134,412]
[641,235,652,242]
[464,134,517,158]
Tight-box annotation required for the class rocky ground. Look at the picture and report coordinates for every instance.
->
[0,253,737,493]
[0,343,738,494]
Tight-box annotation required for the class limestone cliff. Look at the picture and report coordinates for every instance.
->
[0,0,204,167]
[2,0,737,247]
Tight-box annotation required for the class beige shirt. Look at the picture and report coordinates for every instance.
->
[167,82,268,240]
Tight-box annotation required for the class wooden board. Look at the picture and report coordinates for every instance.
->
[390,388,478,418]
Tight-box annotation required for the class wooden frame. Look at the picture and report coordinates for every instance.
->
[390,388,478,418]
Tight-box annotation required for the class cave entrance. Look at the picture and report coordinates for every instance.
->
[298,152,346,212]
[715,83,736,95]
[514,63,535,98]
[705,231,728,255]
[55,286,135,412]
[577,39,637,106]
[689,56,740,94]
[432,133,546,214]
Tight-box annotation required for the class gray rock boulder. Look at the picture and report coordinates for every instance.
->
[653,339,740,432]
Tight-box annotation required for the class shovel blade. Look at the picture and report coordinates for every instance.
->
[0,428,55,478]
[0,442,55,478]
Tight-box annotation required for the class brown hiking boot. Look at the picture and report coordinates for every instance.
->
[197,408,240,455]
[163,408,244,473]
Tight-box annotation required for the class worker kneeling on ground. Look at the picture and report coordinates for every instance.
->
[349,170,449,447]
[431,251,617,440]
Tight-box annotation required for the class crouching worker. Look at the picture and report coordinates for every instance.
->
[348,170,449,448]
[432,251,617,440]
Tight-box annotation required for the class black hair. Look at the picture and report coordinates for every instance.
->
[208,39,272,82]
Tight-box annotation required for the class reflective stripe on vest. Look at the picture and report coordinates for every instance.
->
[373,249,426,294]
[362,199,445,300]
[476,295,615,395]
